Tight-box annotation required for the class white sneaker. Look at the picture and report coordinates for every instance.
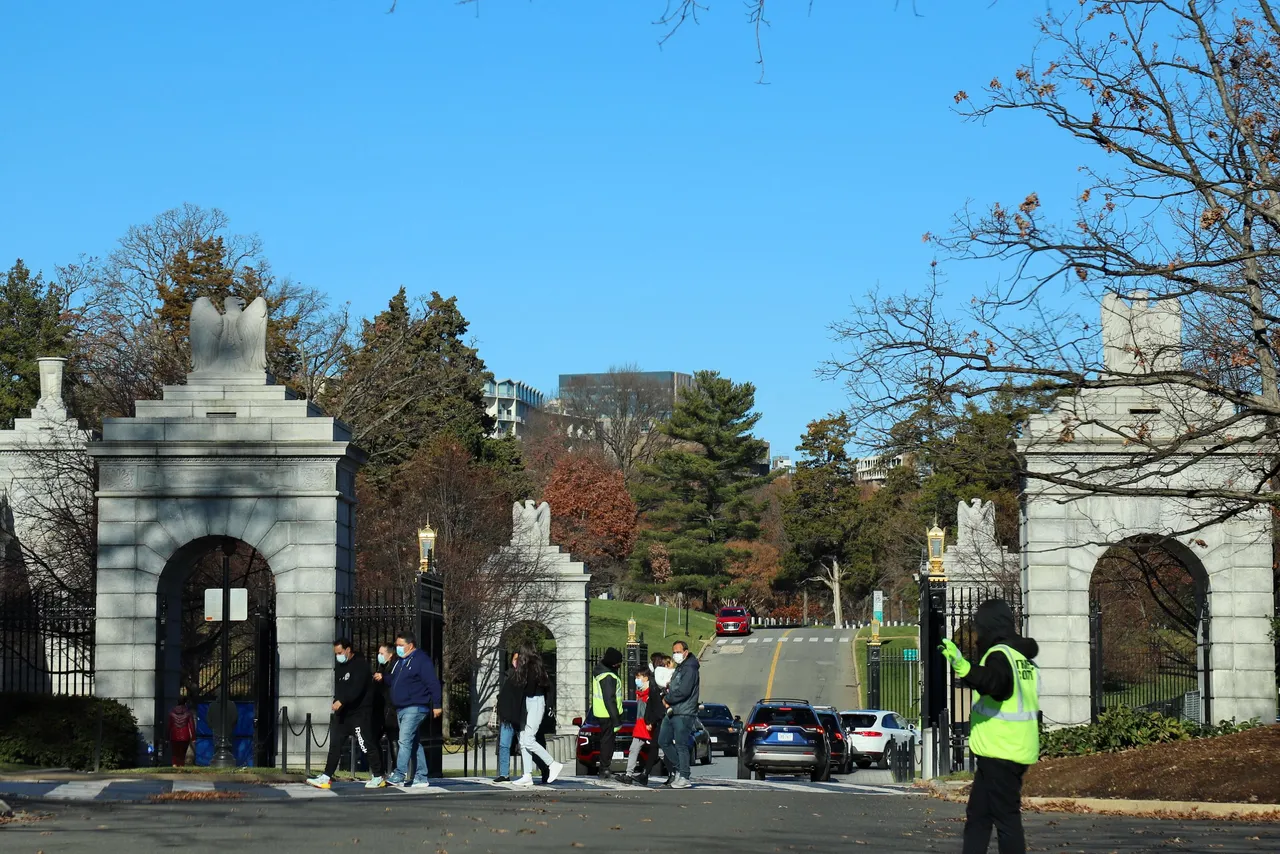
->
[671,775,692,789]
[410,778,432,789]
[305,774,331,789]
[365,776,386,789]
[546,761,564,784]
[511,774,534,787]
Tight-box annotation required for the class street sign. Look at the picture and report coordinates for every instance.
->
[205,588,248,622]
[903,648,919,662]
[873,589,884,624]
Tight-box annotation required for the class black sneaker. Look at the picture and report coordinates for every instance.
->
[632,774,649,786]
[616,774,633,785]
[662,774,676,787]
[493,776,510,783]
[598,770,614,782]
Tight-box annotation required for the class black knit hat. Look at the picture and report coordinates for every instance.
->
[601,647,623,668]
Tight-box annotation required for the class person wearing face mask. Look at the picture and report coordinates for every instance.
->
[618,667,655,785]
[657,640,700,789]
[591,647,625,780]
[386,631,443,788]
[371,642,399,770]
[307,638,385,790]
[642,654,674,784]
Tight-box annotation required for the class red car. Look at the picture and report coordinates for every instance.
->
[715,606,752,636]
[574,701,712,775]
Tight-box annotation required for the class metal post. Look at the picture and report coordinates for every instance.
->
[304,712,313,774]
[1088,603,1102,722]
[211,540,237,768]
[280,707,289,772]
[867,639,882,709]
[802,588,809,626]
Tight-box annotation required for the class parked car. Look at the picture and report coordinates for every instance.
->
[574,701,713,775]
[839,709,917,769]
[715,606,752,636]
[813,705,851,774]
[737,698,831,782]
[696,703,739,755]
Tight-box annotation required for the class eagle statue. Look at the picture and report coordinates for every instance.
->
[190,296,269,373]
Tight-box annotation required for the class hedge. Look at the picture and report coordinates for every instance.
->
[0,693,139,770]
[1040,705,1258,758]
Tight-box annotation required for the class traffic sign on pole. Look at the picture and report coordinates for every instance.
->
[205,588,248,622]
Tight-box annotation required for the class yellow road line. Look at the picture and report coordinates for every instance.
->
[764,628,795,699]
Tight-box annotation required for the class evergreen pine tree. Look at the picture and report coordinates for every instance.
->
[633,370,768,590]
[0,260,71,429]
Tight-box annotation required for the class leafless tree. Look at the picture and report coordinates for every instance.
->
[557,364,676,482]
[0,425,96,600]
[828,1,1280,537]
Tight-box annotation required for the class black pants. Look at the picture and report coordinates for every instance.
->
[962,756,1028,854]
[598,726,617,776]
[324,714,384,778]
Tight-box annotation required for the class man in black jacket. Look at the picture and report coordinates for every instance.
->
[942,599,1041,854]
[307,638,386,789]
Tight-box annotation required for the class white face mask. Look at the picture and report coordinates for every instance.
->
[335,653,348,664]
[377,653,388,665]
[672,652,686,664]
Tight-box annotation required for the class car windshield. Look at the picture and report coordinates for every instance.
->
[698,704,732,720]
[751,706,819,727]
[841,713,879,729]
[719,608,747,617]
[817,712,841,732]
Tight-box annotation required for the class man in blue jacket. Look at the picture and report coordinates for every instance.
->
[386,631,442,787]
[658,639,700,789]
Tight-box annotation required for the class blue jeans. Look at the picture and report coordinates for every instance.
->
[497,722,515,777]
[657,714,694,778]
[395,705,430,781]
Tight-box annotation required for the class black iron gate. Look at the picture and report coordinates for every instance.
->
[1089,599,1209,723]
[919,571,1023,776]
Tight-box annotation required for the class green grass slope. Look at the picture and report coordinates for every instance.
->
[589,599,718,655]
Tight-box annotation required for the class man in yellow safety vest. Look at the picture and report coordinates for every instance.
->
[591,647,625,780]
[941,598,1040,854]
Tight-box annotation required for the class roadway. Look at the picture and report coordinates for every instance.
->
[696,626,895,784]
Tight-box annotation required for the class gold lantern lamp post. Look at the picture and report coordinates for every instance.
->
[418,523,437,573]
[927,520,946,579]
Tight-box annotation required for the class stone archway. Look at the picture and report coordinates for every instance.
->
[90,366,364,762]
[155,537,278,766]
[1021,295,1275,727]
[1088,536,1210,721]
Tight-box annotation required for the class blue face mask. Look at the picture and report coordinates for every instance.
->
[377,653,388,665]
[635,678,645,689]
[335,653,348,664]
[396,645,406,658]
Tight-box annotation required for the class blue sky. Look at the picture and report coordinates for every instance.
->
[0,1,1083,457]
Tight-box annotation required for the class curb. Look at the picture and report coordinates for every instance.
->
[1024,796,1280,820]
[0,797,12,818]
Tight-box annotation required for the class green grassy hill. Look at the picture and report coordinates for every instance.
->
[589,598,718,655]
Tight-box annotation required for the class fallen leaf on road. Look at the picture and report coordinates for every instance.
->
[572,844,585,848]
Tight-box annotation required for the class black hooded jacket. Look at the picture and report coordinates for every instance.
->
[334,653,373,720]
[960,599,1039,703]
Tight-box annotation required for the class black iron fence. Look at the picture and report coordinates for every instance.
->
[0,591,95,695]
[877,648,921,721]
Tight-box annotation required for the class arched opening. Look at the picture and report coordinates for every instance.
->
[156,537,277,766]
[501,621,558,719]
[1088,536,1209,722]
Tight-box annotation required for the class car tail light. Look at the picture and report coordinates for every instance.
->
[833,731,844,741]
[747,723,770,732]
[803,726,824,735]
[577,736,589,746]
[856,730,883,738]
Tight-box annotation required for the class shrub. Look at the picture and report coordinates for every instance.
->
[0,693,139,770]
[1039,706,1258,759]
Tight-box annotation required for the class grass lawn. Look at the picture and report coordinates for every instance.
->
[852,625,920,718]
[589,598,718,655]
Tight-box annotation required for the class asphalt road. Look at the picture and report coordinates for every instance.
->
[698,627,884,784]
[6,789,1278,854]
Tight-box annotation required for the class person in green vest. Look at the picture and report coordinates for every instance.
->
[592,647,625,780]
[940,598,1040,854]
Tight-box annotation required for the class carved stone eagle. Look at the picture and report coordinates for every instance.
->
[190,296,269,373]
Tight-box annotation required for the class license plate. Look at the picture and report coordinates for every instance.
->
[777,732,794,742]
[710,737,718,743]
[612,750,627,760]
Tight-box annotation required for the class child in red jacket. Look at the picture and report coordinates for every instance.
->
[620,667,655,784]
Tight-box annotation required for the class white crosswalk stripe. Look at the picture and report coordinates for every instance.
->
[731,638,745,645]
[808,637,819,643]
[274,783,338,798]
[824,637,834,643]
[839,637,851,643]
[44,780,114,800]
[747,637,759,643]
[763,637,775,643]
